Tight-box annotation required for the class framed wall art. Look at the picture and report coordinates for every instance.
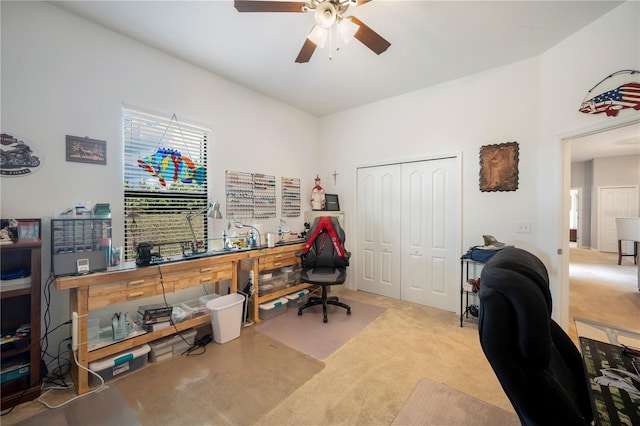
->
[17,219,41,242]
[66,135,106,165]
[325,194,340,211]
[479,141,519,192]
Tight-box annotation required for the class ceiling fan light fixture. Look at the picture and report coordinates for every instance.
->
[338,17,359,44]
[315,1,337,28]
[307,24,328,48]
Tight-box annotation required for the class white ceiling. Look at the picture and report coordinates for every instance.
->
[49,0,639,160]
[570,121,640,163]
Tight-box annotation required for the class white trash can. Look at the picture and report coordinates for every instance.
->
[206,293,245,344]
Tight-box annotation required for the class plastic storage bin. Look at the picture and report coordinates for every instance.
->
[179,297,209,319]
[285,289,309,307]
[206,293,245,344]
[88,344,150,385]
[259,297,288,320]
[259,272,286,295]
[170,304,191,323]
[199,293,220,305]
[281,266,302,286]
[149,329,197,362]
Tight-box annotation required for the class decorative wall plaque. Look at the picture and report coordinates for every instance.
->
[66,135,106,165]
[479,141,519,192]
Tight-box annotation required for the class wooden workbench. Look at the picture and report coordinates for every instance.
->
[55,243,307,394]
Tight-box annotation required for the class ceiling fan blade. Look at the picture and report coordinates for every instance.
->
[350,16,390,55]
[234,1,307,13]
[295,38,317,63]
[356,0,372,6]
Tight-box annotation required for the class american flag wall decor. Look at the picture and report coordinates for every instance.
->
[579,70,640,117]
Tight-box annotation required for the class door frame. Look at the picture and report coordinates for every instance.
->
[569,187,582,246]
[558,115,640,329]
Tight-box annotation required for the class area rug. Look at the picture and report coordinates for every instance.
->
[392,378,519,425]
[7,330,323,426]
[255,297,386,359]
[116,330,324,425]
[14,385,140,426]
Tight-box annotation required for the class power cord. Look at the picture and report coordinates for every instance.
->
[156,265,196,348]
[182,334,213,356]
[37,347,106,409]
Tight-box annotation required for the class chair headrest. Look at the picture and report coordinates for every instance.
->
[479,247,552,365]
[482,247,551,313]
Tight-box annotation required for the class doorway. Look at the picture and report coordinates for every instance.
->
[559,117,640,329]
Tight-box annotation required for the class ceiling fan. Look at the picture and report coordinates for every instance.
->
[233,0,391,63]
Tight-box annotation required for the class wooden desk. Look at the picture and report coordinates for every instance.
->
[579,337,640,425]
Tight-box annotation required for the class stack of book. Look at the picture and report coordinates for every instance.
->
[137,303,173,332]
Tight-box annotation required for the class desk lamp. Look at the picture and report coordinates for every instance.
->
[186,201,222,255]
[234,222,261,248]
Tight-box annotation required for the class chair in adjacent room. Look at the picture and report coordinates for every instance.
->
[615,217,639,265]
[477,247,593,426]
[297,216,351,323]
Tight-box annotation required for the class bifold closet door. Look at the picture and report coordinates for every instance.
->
[356,164,401,298]
[356,157,461,312]
[400,157,460,311]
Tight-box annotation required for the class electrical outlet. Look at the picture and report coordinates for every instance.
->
[517,222,532,233]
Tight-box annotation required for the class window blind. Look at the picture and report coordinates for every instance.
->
[123,109,210,261]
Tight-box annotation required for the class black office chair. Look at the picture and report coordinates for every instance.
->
[297,216,351,323]
[477,247,593,426]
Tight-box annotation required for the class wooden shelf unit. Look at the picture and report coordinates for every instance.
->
[241,242,310,323]
[1,241,42,410]
[459,257,485,327]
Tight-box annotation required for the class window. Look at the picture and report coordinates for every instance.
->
[123,109,210,261]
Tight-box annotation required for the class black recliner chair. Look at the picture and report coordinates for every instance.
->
[297,216,351,323]
[477,247,593,426]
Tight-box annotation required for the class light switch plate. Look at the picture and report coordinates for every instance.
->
[517,222,532,233]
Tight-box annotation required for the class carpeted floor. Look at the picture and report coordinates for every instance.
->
[567,247,640,344]
[391,378,519,425]
[254,297,387,359]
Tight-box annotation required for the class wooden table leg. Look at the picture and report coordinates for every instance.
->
[618,239,622,265]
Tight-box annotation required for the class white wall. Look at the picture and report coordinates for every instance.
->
[571,160,593,247]
[319,1,640,326]
[1,1,319,360]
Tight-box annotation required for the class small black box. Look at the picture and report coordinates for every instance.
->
[137,303,173,321]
